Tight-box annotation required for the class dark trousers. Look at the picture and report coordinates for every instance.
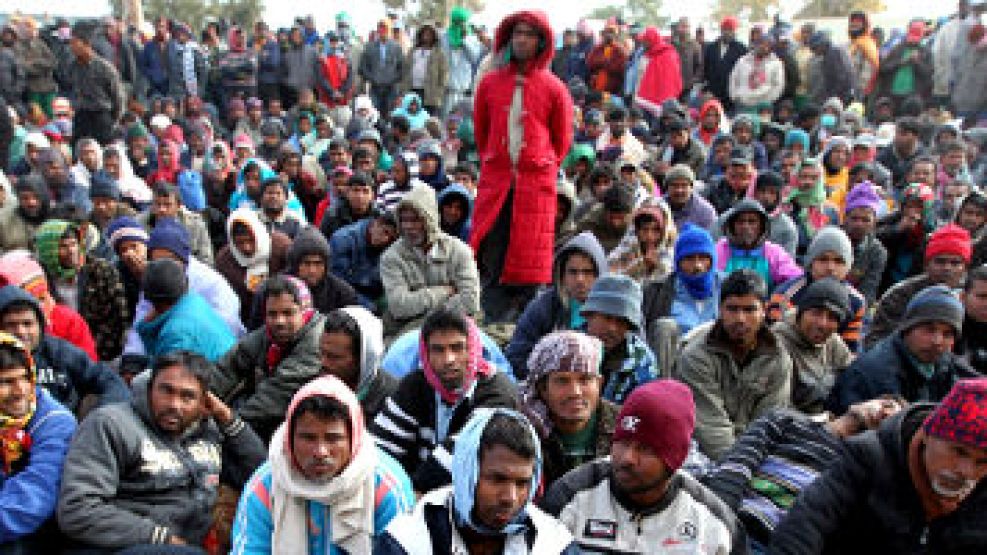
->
[370,83,397,114]
[73,109,115,148]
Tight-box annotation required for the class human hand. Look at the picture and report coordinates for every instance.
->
[204,391,234,427]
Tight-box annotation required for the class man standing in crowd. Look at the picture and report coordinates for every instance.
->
[471,10,573,322]
[360,20,404,116]
[704,17,747,113]
[66,20,123,147]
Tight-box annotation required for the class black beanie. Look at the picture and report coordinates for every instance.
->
[797,277,850,323]
[603,184,635,213]
[142,259,188,304]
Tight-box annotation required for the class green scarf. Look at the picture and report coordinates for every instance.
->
[34,220,81,282]
[786,158,828,208]
[448,7,471,49]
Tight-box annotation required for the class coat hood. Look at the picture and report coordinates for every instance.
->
[493,10,555,71]
[641,27,675,57]
[395,184,441,241]
[437,183,474,237]
[553,231,608,290]
[340,306,384,397]
[236,157,277,186]
[0,285,46,331]
[226,208,272,268]
[287,226,331,275]
[557,178,578,225]
[723,198,770,246]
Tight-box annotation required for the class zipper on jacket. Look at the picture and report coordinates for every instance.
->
[919,525,929,546]
[634,513,644,535]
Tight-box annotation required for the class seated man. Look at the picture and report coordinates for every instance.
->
[674,269,794,460]
[0,286,129,413]
[0,332,76,553]
[842,182,888,305]
[215,208,292,324]
[768,227,867,352]
[0,175,49,253]
[866,223,971,349]
[371,307,517,493]
[377,409,578,554]
[830,285,978,414]
[575,183,635,254]
[380,184,480,338]
[329,212,400,311]
[956,266,987,373]
[520,331,616,488]
[772,278,854,414]
[541,380,744,553]
[663,164,717,232]
[320,172,383,238]
[256,175,306,239]
[704,397,905,549]
[505,231,607,379]
[581,274,659,404]
[716,199,803,291]
[138,181,214,265]
[772,379,987,553]
[57,351,265,552]
[231,376,415,553]
[211,276,326,443]
[319,307,398,420]
[135,259,236,363]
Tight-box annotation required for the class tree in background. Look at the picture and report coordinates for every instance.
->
[588,0,667,28]
[108,0,264,31]
[713,0,780,22]
[382,0,487,27]
[796,0,887,18]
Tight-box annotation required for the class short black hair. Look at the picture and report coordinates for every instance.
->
[965,265,987,292]
[263,274,304,306]
[289,395,352,444]
[755,170,785,191]
[0,343,30,373]
[150,350,212,393]
[329,138,350,151]
[323,309,361,361]
[896,116,922,135]
[478,413,537,463]
[453,163,477,181]
[0,299,42,324]
[421,306,470,346]
[348,172,375,189]
[720,269,768,303]
[939,140,967,155]
[907,155,938,173]
[152,181,179,198]
[391,115,411,134]
[352,147,373,161]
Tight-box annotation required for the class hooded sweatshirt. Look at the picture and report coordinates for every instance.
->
[391,92,430,129]
[716,199,804,288]
[607,197,677,283]
[231,376,414,555]
[57,371,264,549]
[437,183,474,242]
[216,208,292,323]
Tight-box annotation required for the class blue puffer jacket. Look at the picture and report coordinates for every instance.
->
[135,292,237,362]
[329,218,386,306]
[0,387,76,544]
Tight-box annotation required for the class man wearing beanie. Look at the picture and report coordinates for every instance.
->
[675,269,794,460]
[576,184,636,253]
[135,259,236,363]
[749,170,798,257]
[773,378,987,553]
[642,224,724,368]
[867,223,972,349]
[89,169,137,234]
[876,182,938,295]
[542,379,744,553]
[769,226,868,352]
[123,219,243,357]
[842,182,888,304]
[772,278,854,414]
[663,164,717,232]
[580,275,658,404]
[831,285,978,415]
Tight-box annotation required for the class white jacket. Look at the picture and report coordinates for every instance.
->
[729,53,785,108]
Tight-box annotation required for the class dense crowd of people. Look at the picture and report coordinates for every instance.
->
[2,2,987,554]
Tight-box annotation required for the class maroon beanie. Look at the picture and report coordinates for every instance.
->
[613,379,695,471]
[924,378,987,449]
[925,223,971,263]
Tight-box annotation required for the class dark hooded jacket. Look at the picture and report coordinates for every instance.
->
[0,175,49,253]
[0,286,129,412]
[330,218,389,305]
[437,183,474,242]
[57,372,264,550]
[504,232,608,379]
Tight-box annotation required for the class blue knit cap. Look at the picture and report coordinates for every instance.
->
[900,285,964,335]
[147,219,191,264]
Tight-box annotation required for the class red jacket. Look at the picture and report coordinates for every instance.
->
[634,28,683,116]
[48,304,98,361]
[470,11,573,286]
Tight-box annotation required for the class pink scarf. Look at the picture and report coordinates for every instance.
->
[419,318,493,405]
[749,56,767,90]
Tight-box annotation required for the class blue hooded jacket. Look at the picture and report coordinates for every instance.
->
[229,157,306,219]
[437,183,473,242]
[391,92,430,129]
[135,292,237,363]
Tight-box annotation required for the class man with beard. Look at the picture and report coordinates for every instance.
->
[37,148,90,215]
[58,351,264,552]
[664,165,716,232]
[703,17,748,112]
[715,199,803,291]
[773,379,987,553]
[842,183,888,305]
[231,376,414,553]
[674,270,794,460]
[0,175,49,253]
[256,176,305,240]
[704,146,755,214]
[379,409,577,554]
[541,379,744,553]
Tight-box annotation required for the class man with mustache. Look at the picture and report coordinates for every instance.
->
[231,375,414,553]
[773,378,987,553]
[541,380,744,553]
[58,351,264,552]
[674,269,794,460]
[581,274,658,404]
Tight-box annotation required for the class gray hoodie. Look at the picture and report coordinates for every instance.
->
[342,306,398,420]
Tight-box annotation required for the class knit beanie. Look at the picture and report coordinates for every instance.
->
[924,378,987,449]
[147,219,191,264]
[674,224,716,268]
[663,164,695,186]
[603,184,635,214]
[141,259,188,304]
[925,223,972,264]
[581,275,643,330]
[796,277,850,323]
[899,285,964,335]
[89,170,121,200]
[126,122,149,141]
[0,252,48,300]
[613,379,695,472]
[106,216,149,253]
[805,226,854,269]
[521,331,604,438]
[844,182,883,215]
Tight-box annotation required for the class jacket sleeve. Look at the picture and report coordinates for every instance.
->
[229,469,274,555]
[238,348,321,431]
[57,409,171,547]
[473,74,490,156]
[62,343,130,406]
[865,286,902,350]
[857,244,887,305]
[505,294,555,380]
[190,217,215,266]
[702,411,790,510]
[445,242,481,318]
[0,407,76,542]
[210,339,253,401]
[766,60,785,103]
[674,347,736,460]
[380,250,452,321]
[768,243,804,285]
[769,439,872,554]
[551,78,575,163]
[219,417,266,489]
[371,387,423,474]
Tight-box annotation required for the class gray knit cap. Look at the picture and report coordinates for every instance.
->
[899,285,964,335]
[805,226,854,269]
[664,164,695,186]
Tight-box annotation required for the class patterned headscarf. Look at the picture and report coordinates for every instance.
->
[520,331,603,438]
[34,220,82,282]
[0,331,37,473]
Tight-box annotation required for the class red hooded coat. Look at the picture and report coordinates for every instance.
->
[634,28,683,117]
[470,11,574,285]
